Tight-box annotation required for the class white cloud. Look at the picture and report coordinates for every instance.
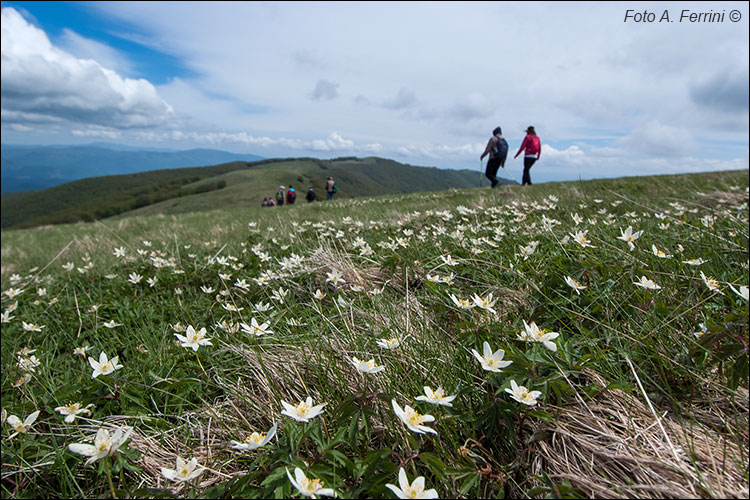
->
[72,128,122,139]
[58,28,134,77]
[0,7,175,130]
[617,121,696,158]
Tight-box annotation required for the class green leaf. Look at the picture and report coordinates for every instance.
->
[419,452,448,481]
[527,410,555,423]
[460,472,481,495]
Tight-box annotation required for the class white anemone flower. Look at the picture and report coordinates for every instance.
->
[174,325,213,351]
[633,276,661,290]
[392,399,437,435]
[617,226,643,251]
[349,356,386,374]
[376,337,405,349]
[517,321,560,351]
[88,352,123,378]
[570,230,596,248]
[286,467,336,498]
[564,276,586,294]
[386,467,438,499]
[6,410,40,438]
[471,293,497,314]
[281,397,326,423]
[229,423,277,451]
[325,269,346,286]
[470,341,512,372]
[449,293,475,310]
[700,271,723,295]
[415,386,456,407]
[68,426,133,466]
[505,380,542,406]
[651,244,673,259]
[240,318,274,336]
[54,402,94,423]
[161,456,206,483]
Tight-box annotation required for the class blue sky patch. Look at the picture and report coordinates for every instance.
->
[1,0,194,84]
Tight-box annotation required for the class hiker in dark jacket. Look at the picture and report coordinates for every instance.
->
[480,127,508,188]
[306,186,317,202]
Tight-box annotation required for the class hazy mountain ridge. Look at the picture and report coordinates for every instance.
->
[1,144,264,193]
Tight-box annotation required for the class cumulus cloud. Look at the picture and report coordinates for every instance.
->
[310,79,339,101]
[0,7,175,130]
[616,121,696,158]
[58,28,134,76]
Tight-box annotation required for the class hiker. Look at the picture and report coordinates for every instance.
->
[480,127,509,188]
[261,197,269,207]
[275,186,285,206]
[267,197,276,207]
[514,126,541,186]
[325,177,337,201]
[306,185,317,203]
[286,185,297,205]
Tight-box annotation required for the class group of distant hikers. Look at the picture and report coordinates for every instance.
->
[481,126,541,187]
[261,176,337,207]
[260,126,539,207]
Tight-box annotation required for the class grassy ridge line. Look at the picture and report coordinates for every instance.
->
[1,169,747,498]
[0,157,491,229]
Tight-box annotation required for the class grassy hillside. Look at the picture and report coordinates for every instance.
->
[1,170,747,499]
[1,157,497,229]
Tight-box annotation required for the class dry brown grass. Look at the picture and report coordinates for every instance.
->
[525,369,749,499]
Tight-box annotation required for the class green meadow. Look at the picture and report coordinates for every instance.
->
[1,170,748,499]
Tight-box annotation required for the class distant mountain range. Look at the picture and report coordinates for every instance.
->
[1,155,512,229]
[1,144,264,193]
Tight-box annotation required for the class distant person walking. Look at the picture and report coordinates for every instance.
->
[286,185,297,205]
[480,127,509,188]
[275,186,285,206]
[514,126,541,186]
[325,177,337,201]
[306,185,317,202]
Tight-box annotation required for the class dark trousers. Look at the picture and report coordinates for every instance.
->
[523,157,537,185]
[485,158,503,187]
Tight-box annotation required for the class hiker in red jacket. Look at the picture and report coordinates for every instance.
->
[514,126,541,186]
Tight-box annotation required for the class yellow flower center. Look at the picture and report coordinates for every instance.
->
[245,432,265,444]
[404,485,423,498]
[295,402,311,416]
[405,408,426,426]
[303,478,324,492]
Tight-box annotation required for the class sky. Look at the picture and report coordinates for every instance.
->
[1,1,748,183]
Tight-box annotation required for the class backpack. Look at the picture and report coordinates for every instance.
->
[492,137,508,160]
[290,189,296,201]
[333,183,338,193]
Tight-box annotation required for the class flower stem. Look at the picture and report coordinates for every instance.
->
[104,458,117,499]
[195,352,207,376]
